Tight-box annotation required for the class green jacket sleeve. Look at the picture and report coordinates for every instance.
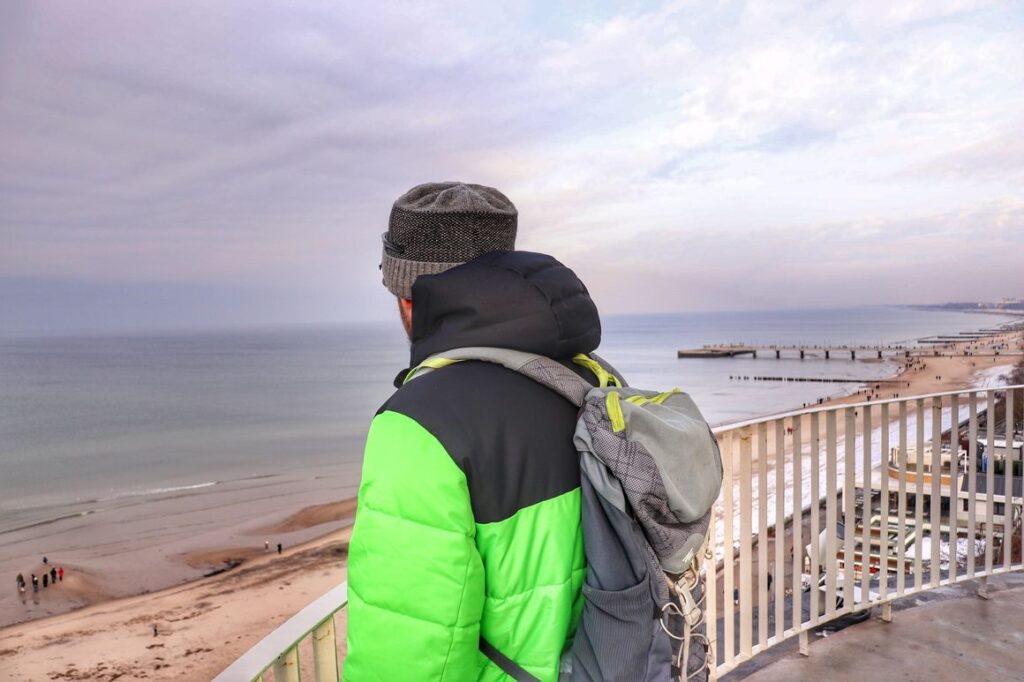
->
[345,410,486,681]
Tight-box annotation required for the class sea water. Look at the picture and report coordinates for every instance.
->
[0,306,1016,536]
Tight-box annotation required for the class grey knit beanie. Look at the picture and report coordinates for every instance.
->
[381,182,517,298]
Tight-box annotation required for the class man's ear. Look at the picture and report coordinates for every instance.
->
[398,298,413,338]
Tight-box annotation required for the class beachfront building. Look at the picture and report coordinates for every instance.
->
[808,518,919,583]
[216,385,1024,681]
[831,410,1024,583]
[958,475,1023,534]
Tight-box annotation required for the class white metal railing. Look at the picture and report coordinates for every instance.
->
[216,385,1024,681]
[213,583,346,682]
[706,385,1024,679]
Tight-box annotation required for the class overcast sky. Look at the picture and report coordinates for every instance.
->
[2,0,1023,334]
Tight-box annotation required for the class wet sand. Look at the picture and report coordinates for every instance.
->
[0,466,359,630]
[0,501,354,681]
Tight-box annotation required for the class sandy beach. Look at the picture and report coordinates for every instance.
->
[1,328,1020,681]
[0,465,360,630]
[720,329,1023,457]
[822,330,1022,406]
[0,501,354,681]
[707,329,1023,614]
[711,329,1024,534]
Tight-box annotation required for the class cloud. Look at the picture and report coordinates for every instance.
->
[909,121,1024,180]
[1,0,1022,333]
[568,198,1024,314]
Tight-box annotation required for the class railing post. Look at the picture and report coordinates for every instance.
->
[913,398,925,592]
[798,630,809,657]
[273,646,300,682]
[879,402,889,603]
[757,423,769,648]
[825,410,838,619]
[1005,388,1015,574]
[1016,388,1024,574]
[931,397,942,587]
[721,431,736,671]
[881,601,892,623]
[985,390,996,577]
[843,408,855,610]
[897,401,908,594]
[313,616,340,681]
[949,393,959,585]
[861,404,873,608]
[791,416,803,636]
[809,411,820,626]
[739,426,753,658]
[968,394,978,578]
[773,419,786,641]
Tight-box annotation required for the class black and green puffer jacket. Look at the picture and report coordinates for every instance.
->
[345,251,605,681]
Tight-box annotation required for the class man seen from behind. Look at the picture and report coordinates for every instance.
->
[345,182,610,681]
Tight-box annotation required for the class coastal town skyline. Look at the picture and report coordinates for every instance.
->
[2,1,1023,334]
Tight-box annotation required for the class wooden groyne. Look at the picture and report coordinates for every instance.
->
[729,375,907,384]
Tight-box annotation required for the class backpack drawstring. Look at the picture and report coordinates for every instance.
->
[660,540,712,680]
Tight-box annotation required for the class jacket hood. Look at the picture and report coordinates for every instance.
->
[408,251,602,368]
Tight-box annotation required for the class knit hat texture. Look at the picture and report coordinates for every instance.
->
[381,182,517,298]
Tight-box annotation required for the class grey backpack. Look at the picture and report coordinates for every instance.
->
[405,347,723,681]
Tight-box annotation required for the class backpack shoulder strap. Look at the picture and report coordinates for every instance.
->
[589,351,627,388]
[403,346,617,407]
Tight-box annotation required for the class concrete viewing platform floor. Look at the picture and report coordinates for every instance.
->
[734,572,1024,681]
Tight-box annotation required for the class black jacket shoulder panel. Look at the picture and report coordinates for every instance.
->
[382,361,582,524]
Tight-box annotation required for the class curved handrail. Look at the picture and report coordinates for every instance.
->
[707,384,1024,677]
[712,383,1023,434]
[216,383,1024,680]
[213,583,347,682]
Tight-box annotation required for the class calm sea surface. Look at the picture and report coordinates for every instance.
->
[0,307,1015,531]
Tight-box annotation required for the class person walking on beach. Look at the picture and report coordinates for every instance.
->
[42,573,48,588]
[346,183,617,681]
[49,567,57,584]
[58,567,63,582]
[31,574,38,592]
[276,543,282,555]
[16,573,25,592]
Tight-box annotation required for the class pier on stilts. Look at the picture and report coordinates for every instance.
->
[678,320,1024,359]
[677,343,1024,360]
[678,344,923,359]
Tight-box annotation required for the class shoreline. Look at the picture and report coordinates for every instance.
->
[1,326,1020,679]
[0,502,355,681]
[707,326,1023,554]
[0,465,359,631]
[712,329,1023,507]
[750,328,1023,420]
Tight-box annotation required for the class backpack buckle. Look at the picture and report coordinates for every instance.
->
[661,573,702,635]
[675,579,702,628]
